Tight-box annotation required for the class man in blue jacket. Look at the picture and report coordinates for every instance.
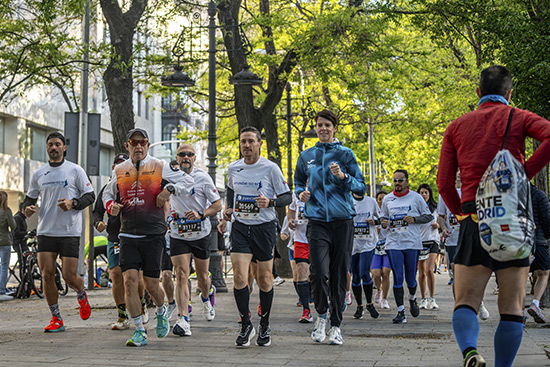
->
[294,109,366,345]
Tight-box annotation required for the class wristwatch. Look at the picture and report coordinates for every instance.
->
[72,198,79,210]
[166,184,175,194]
[199,211,205,221]
[269,199,275,207]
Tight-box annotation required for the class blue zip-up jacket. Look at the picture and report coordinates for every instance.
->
[294,140,366,222]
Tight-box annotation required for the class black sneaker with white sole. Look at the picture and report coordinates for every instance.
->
[256,324,271,346]
[366,304,379,319]
[353,305,364,319]
[392,310,407,324]
[236,322,256,347]
[409,299,420,317]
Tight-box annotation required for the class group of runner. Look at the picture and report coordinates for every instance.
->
[20,65,550,367]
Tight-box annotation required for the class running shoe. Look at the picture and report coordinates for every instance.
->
[273,276,285,286]
[528,303,547,323]
[429,298,439,310]
[209,285,216,307]
[311,316,327,343]
[0,294,14,301]
[203,300,215,321]
[366,304,379,319]
[478,302,489,320]
[257,303,262,317]
[381,299,390,309]
[374,290,382,305]
[419,298,428,309]
[166,302,177,320]
[299,309,313,323]
[256,324,272,346]
[44,316,65,332]
[236,322,256,347]
[409,298,420,317]
[111,317,130,330]
[463,350,486,367]
[392,310,407,324]
[173,316,192,336]
[345,291,353,306]
[142,303,149,324]
[448,278,454,285]
[353,305,364,319]
[155,307,170,338]
[296,300,303,307]
[126,329,147,347]
[78,292,91,320]
[327,326,343,345]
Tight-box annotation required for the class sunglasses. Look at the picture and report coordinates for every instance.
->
[127,139,148,146]
[393,178,407,183]
[177,151,195,158]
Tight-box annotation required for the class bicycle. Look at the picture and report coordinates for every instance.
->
[14,231,68,299]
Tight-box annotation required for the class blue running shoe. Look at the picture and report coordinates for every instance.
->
[155,307,170,338]
[126,329,147,347]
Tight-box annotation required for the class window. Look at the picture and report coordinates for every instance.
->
[30,127,47,162]
[145,98,149,120]
[137,91,142,117]
[100,146,114,177]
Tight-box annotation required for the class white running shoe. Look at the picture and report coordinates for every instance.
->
[203,300,215,321]
[381,299,390,309]
[311,316,327,343]
[111,317,130,330]
[419,298,428,309]
[173,316,192,336]
[345,291,353,306]
[166,302,177,320]
[142,304,149,325]
[273,276,285,286]
[374,290,382,304]
[328,326,343,345]
[479,302,490,320]
[429,298,439,310]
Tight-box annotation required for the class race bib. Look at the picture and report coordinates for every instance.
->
[375,239,386,255]
[174,218,202,238]
[449,215,459,230]
[354,222,370,239]
[389,214,409,232]
[418,248,430,261]
[113,242,120,255]
[297,206,306,224]
[235,194,260,219]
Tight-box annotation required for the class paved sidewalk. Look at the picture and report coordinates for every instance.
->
[0,272,549,367]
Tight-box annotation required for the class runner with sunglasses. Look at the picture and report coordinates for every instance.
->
[103,128,194,347]
[380,170,433,324]
[169,143,221,337]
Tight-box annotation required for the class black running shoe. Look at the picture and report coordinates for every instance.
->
[256,324,271,347]
[353,305,364,319]
[463,350,486,367]
[366,304,379,319]
[409,299,420,317]
[235,322,256,347]
[392,310,407,324]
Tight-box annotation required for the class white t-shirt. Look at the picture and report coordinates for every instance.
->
[27,160,94,237]
[227,157,290,225]
[352,196,380,255]
[289,192,308,244]
[380,190,432,250]
[419,209,440,243]
[438,189,462,247]
[169,167,221,240]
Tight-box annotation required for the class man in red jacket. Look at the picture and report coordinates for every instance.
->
[437,65,550,367]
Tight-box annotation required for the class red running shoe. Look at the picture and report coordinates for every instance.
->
[44,316,65,332]
[78,292,91,320]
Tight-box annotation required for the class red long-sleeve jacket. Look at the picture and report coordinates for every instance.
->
[437,102,550,216]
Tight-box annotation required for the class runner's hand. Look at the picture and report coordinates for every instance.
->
[281,233,289,241]
[156,188,171,207]
[404,215,415,224]
[288,218,296,230]
[255,194,270,208]
[25,205,37,217]
[109,203,123,216]
[299,191,310,202]
[184,210,200,220]
[217,219,227,234]
[366,219,375,225]
[96,221,107,232]
[223,208,233,221]
[57,199,73,212]
[330,162,346,180]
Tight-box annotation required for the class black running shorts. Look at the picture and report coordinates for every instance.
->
[119,235,164,278]
[170,236,211,260]
[230,220,277,262]
[530,243,550,272]
[37,236,80,258]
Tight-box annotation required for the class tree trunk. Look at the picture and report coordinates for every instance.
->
[533,139,550,307]
[100,0,147,153]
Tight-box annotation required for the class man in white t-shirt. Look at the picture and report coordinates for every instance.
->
[24,132,96,333]
[380,169,433,324]
[218,126,291,347]
[169,144,221,337]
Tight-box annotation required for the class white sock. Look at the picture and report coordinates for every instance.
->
[132,315,145,331]
[156,304,166,315]
[398,305,405,312]
[532,299,540,308]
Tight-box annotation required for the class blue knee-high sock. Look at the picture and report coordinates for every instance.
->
[452,306,479,357]
[494,315,523,367]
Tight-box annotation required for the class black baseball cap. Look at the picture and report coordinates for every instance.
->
[46,132,66,145]
[126,128,149,140]
[113,153,129,164]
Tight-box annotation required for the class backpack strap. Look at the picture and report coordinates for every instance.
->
[500,107,515,150]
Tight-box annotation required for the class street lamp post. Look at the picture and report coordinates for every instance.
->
[285,83,292,189]
[162,1,263,293]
